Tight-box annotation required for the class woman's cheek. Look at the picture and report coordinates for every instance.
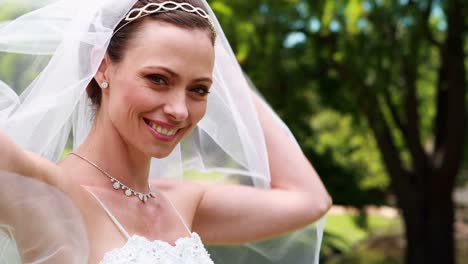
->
[122,86,151,107]
[192,101,208,121]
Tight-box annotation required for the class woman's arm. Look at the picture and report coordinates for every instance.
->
[0,130,34,175]
[0,129,69,190]
[192,92,332,244]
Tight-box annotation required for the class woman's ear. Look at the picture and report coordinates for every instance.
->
[94,54,111,91]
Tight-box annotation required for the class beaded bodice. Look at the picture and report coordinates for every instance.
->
[83,189,215,264]
[100,233,214,264]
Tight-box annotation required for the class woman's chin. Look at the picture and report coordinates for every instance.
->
[147,148,175,159]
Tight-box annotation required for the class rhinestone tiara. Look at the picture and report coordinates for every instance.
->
[114,1,217,38]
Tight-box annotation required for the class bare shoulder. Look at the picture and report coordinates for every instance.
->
[151,178,206,221]
[152,178,205,199]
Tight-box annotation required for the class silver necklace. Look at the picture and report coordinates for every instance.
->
[70,152,155,203]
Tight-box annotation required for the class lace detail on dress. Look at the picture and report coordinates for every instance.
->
[100,232,214,264]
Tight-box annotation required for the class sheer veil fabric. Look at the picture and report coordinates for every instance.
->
[0,0,324,263]
[0,172,89,264]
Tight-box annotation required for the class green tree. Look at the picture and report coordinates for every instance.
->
[211,0,390,208]
[212,0,467,263]
[307,1,466,263]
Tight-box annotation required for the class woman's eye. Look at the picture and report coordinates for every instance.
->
[191,87,210,96]
[148,75,167,85]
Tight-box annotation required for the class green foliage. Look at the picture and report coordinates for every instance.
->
[325,213,401,246]
[0,2,49,94]
[212,0,468,207]
[309,110,389,204]
[214,2,467,261]
[0,2,29,20]
[322,212,402,263]
[329,247,402,264]
[211,0,399,206]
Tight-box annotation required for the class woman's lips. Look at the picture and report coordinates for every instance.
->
[144,118,181,141]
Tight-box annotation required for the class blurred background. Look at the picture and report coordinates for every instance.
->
[209,0,467,263]
[0,0,466,263]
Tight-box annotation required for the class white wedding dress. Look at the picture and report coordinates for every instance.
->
[0,172,215,264]
[101,233,213,264]
[85,190,215,264]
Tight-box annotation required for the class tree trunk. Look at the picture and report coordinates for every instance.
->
[330,0,465,263]
[362,89,460,264]
[399,174,455,264]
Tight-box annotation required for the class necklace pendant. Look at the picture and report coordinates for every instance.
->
[69,153,156,204]
[113,182,121,189]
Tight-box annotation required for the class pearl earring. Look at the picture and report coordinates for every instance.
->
[101,81,109,89]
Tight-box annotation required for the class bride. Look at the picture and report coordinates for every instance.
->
[0,0,331,263]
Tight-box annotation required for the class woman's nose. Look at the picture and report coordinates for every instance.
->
[163,90,188,122]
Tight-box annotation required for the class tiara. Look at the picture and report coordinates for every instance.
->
[114,1,217,38]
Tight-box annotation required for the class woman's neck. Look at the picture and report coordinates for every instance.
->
[74,115,152,193]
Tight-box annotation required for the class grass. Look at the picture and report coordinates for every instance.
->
[323,208,468,264]
[321,211,403,263]
[325,212,401,246]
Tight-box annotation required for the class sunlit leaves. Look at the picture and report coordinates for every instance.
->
[321,0,336,34]
[205,0,464,208]
[345,0,363,34]
[310,110,389,192]
[210,1,233,18]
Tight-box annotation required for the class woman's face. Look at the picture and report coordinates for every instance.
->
[99,21,215,158]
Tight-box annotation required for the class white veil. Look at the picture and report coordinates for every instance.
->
[0,0,324,262]
[0,171,88,263]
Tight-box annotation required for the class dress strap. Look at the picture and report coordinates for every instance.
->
[165,197,192,235]
[83,188,131,240]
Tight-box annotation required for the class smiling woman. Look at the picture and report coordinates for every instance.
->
[88,20,214,159]
[0,0,330,263]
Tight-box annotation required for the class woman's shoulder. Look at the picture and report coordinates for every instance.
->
[152,178,204,193]
[152,178,205,204]
[152,178,206,218]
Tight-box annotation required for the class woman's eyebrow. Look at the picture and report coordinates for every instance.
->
[142,65,212,83]
[142,66,179,78]
[193,77,213,84]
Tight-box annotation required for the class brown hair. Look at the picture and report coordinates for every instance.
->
[87,0,216,108]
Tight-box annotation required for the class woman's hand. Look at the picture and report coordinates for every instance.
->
[192,92,332,244]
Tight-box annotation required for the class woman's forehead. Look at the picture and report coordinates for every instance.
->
[130,20,213,52]
[119,21,215,75]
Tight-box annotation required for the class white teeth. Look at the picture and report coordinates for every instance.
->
[148,121,177,137]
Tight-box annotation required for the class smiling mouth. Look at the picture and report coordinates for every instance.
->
[144,118,178,137]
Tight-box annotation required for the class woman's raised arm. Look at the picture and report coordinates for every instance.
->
[0,130,33,175]
[0,129,68,190]
[252,90,332,215]
[192,92,332,244]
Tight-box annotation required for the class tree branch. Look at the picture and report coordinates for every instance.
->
[433,0,466,189]
[377,1,429,173]
[422,0,442,48]
[381,85,406,136]
[332,61,411,196]
[401,57,428,172]
[363,87,413,198]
